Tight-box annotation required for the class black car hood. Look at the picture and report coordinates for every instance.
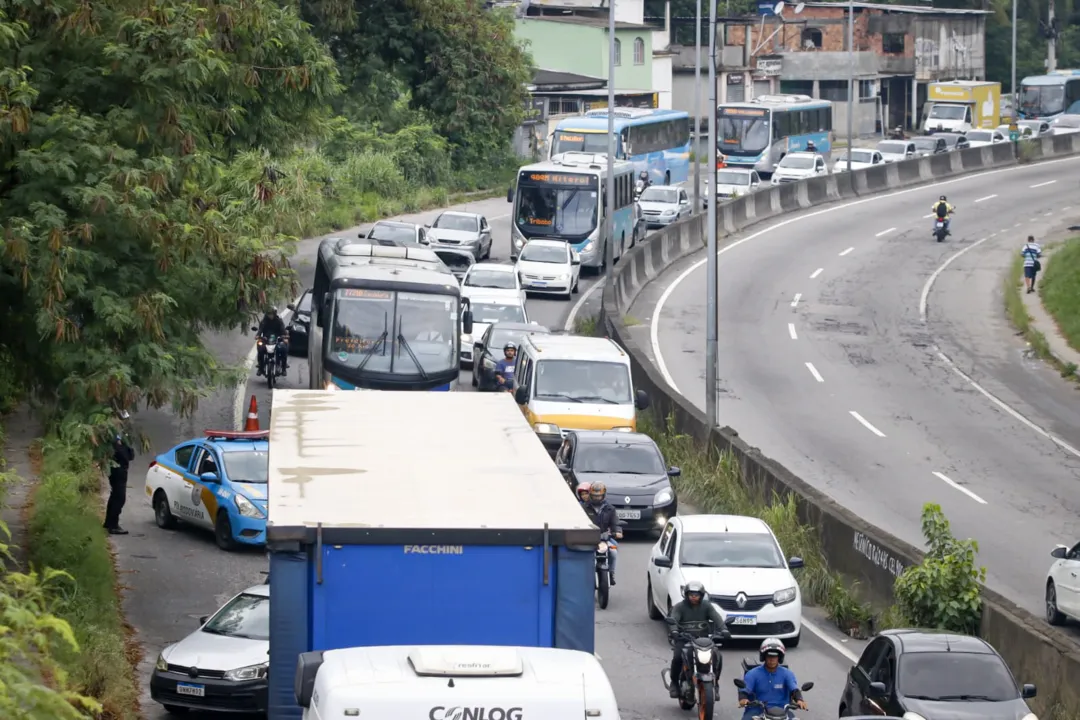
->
[576,471,669,498]
[433,248,475,279]
[904,696,1031,720]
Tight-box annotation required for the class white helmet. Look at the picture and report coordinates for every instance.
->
[759,637,786,664]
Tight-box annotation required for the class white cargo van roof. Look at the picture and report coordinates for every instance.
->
[306,645,619,720]
[266,391,596,545]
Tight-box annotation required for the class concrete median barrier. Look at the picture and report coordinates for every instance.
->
[602,131,1080,716]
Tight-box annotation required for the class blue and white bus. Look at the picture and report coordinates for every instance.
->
[717,94,834,175]
[509,152,635,272]
[309,241,472,391]
[1019,71,1080,119]
[549,108,691,187]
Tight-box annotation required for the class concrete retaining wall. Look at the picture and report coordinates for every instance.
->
[602,133,1080,716]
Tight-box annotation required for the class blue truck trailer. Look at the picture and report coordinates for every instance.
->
[265,389,600,720]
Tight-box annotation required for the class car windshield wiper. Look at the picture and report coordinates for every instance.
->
[679,562,716,567]
[933,694,997,702]
[395,332,429,381]
[535,393,583,402]
[572,394,619,404]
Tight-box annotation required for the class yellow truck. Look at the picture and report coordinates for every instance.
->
[923,80,1001,134]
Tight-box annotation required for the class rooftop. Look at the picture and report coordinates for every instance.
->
[802,1,991,15]
[533,68,606,89]
[518,14,655,31]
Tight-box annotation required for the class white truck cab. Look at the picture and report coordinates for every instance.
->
[295,645,620,720]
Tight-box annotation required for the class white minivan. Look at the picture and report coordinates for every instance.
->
[295,645,620,720]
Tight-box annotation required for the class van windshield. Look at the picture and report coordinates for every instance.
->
[535,360,632,403]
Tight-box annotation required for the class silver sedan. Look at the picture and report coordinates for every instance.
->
[425,211,493,261]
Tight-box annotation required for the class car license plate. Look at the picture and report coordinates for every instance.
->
[533,280,546,286]
[176,683,205,697]
[727,614,756,626]
[616,509,641,520]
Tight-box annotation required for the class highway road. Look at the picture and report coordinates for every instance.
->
[104,185,861,719]
[638,154,1080,626]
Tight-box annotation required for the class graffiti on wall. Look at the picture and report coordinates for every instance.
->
[853,531,907,579]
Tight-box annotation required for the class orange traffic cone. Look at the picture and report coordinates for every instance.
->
[244,395,260,431]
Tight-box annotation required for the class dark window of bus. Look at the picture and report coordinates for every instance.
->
[678,117,691,145]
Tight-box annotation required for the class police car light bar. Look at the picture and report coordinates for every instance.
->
[204,430,270,440]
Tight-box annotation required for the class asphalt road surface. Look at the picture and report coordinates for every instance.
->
[106,182,860,719]
[639,155,1080,627]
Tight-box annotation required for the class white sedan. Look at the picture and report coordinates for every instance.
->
[461,263,525,305]
[1046,541,1080,626]
[514,239,581,300]
[965,129,1008,147]
[833,149,884,173]
[646,514,804,645]
[150,583,269,714]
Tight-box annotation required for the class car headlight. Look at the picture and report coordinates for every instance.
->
[653,488,674,505]
[461,334,472,345]
[556,273,569,281]
[663,209,676,216]
[695,648,713,665]
[482,358,495,369]
[597,541,608,553]
[534,423,561,435]
[1020,715,1038,720]
[324,381,339,391]
[582,241,594,253]
[224,662,268,682]
[773,586,797,605]
[235,494,265,519]
[610,426,633,432]
[155,653,168,671]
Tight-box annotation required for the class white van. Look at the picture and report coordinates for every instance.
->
[295,645,620,720]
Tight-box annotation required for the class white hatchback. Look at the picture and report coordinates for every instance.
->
[460,263,525,305]
[1046,541,1080,626]
[515,239,581,300]
[459,292,529,367]
[646,514,804,645]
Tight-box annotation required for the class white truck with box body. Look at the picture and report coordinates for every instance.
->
[294,645,620,720]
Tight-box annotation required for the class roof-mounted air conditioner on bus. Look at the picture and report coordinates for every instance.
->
[326,238,442,264]
[584,107,656,119]
[553,151,609,168]
[753,94,813,104]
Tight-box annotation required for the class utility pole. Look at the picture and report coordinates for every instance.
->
[606,0,616,274]
[693,0,702,212]
[705,0,719,428]
[1010,0,1017,112]
[845,0,854,174]
[1047,0,1057,73]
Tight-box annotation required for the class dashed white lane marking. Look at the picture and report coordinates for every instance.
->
[923,213,935,219]
[839,247,854,256]
[875,227,896,237]
[933,471,988,505]
[788,323,798,340]
[1030,180,1057,188]
[791,293,802,308]
[1044,211,1054,217]
[810,267,824,279]
[849,411,886,437]
[805,362,824,382]
[975,194,998,203]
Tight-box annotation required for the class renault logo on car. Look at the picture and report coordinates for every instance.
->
[735,592,748,608]
[624,496,631,504]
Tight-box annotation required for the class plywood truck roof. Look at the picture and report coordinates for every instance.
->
[265,390,598,546]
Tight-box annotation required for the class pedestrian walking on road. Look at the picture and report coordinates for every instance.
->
[103,409,135,535]
[1022,236,1042,294]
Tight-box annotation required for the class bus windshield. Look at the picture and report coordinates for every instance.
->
[718,109,770,155]
[328,289,457,376]
[1021,84,1065,117]
[515,174,599,240]
[551,130,619,157]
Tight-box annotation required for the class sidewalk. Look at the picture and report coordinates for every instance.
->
[1021,256,1080,370]
[0,405,44,570]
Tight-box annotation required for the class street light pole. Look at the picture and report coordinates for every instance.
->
[1010,0,1017,110]
[705,0,719,428]
[845,0,854,174]
[606,0,616,273]
[693,0,702,211]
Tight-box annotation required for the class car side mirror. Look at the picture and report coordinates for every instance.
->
[869,681,887,697]
[634,389,650,411]
[788,556,804,569]
[1052,545,1068,559]
[801,682,814,692]
[199,615,209,625]
[653,555,673,568]
[571,252,581,266]
[200,472,219,484]
[286,303,296,312]
[556,462,569,473]
[514,386,529,405]
[251,326,258,332]
[668,466,681,477]
[462,310,473,336]
[506,188,513,203]
[733,678,747,689]
[1021,683,1036,699]
[424,223,431,229]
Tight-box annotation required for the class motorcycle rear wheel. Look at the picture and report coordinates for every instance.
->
[596,569,610,609]
[697,680,715,720]
[267,363,276,388]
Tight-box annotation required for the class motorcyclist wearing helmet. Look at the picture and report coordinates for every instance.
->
[667,580,726,698]
[575,482,592,508]
[584,482,621,584]
[738,638,807,717]
[256,307,289,376]
[931,195,955,235]
[494,342,517,392]
[805,140,817,153]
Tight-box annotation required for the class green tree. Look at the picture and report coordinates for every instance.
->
[0,0,339,440]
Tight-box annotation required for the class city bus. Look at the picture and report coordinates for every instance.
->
[508,152,635,272]
[717,94,834,175]
[1019,71,1080,119]
[308,241,472,391]
[549,108,691,186]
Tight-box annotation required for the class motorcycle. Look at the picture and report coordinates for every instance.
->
[888,126,906,140]
[253,329,287,388]
[595,520,625,610]
[933,214,953,242]
[635,178,649,201]
[732,677,814,720]
[661,616,737,720]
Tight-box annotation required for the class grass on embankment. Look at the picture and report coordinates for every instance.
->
[25,436,140,720]
[1003,240,1080,379]
[1038,236,1080,358]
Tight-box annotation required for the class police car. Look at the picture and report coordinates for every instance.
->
[144,430,269,550]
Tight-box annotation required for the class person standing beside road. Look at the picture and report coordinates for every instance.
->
[103,410,136,535]
[1022,236,1042,294]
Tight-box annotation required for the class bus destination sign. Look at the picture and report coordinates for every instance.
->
[720,107,767,117]
[523,172,594,186]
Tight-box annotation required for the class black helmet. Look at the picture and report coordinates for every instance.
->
[267,307,278,316]
[639,170,648,179]
[759,637,786,664]
[683,580,706,604]
[939,195,947,201]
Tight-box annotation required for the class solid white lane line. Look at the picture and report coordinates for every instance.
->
[791,293,802,308]
[1030,180,1057,188]
[805,362,824,382]
[918,237,991,322]
[810,267,824,279]
[933,471,988,505]
[839,247,854,256]
[802,618,859,662]
[788,323,798,340]
[564,279,605,331]
[975,194,998,203]
[849,411,886,437]
[876,227,896,237]
[648,154,1080,393]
